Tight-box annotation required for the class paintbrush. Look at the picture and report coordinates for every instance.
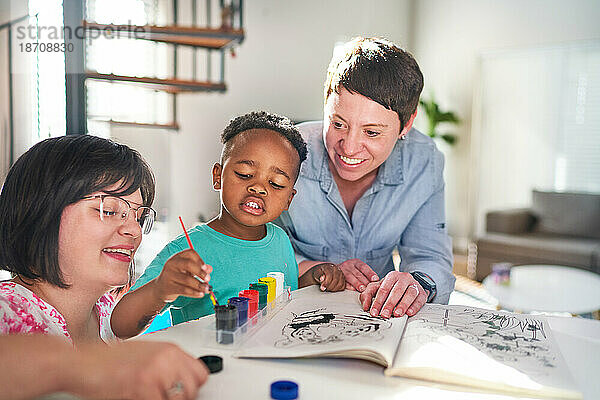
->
[178,216,219,306]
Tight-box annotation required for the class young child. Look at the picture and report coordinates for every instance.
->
[111,111,345,337]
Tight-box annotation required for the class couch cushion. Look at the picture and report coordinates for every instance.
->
[531,190,600,239]
[486,209,535,234]
[476,233,599,268]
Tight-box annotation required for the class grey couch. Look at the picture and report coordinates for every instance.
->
[475,190,600,281]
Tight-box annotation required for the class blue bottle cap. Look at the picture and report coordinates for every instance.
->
[270,380,298,399]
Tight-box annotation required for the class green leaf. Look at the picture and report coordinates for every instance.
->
[437,111,460,124]
[441,134,457,145]
[419,95,460,146]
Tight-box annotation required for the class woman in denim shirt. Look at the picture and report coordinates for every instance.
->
[276,37,455,319]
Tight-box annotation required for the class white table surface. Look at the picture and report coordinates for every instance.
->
[483,265,600,314]
[141,286,600,400]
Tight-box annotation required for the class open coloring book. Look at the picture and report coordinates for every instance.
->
[234,291,582,399]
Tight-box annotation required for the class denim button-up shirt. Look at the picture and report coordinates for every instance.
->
[275,121,455,303]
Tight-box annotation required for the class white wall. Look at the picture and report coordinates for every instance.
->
[110,125,172,219]
[410,0,600,249]
[165,0,412,236]
[0,27,9,182]
[0,0,31,182]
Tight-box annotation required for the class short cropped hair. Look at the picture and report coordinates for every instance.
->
[324,37,424,131]
[220,111,308,178]
[0,135,155,288]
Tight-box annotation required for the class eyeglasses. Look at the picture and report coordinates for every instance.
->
[82,195,156,235]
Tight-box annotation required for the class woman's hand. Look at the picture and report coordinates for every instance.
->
[0,335,209,400]
[72,340,209,400]
[152,249,213,303]
[311,263,346,292]
[336,259,379,292]
[359,271,428,318]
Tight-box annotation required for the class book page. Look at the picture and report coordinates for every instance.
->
[387,305,581,399]
[234,295,407,366]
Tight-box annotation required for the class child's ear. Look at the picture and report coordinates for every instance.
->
[284,188,297,210]
[212,163,222,190]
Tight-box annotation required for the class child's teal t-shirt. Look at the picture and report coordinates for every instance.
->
[130,222,298,329]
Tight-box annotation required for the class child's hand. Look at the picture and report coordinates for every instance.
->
[152,249,213,303]
[311,263,346,292]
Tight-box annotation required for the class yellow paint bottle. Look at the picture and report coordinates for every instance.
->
[259,277,276,303]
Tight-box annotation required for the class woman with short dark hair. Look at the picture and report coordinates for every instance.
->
[276,37,455,319]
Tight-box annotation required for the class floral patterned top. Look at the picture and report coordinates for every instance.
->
[0,281,117,343]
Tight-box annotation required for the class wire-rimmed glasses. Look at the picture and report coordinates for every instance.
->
[82,195,156,234]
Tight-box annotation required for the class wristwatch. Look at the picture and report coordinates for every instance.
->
[410,271,437,303]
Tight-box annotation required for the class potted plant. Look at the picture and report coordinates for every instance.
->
[419,95,460,145]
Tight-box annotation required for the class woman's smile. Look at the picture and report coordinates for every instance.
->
[102,246,134,263]
[339,154,366,165]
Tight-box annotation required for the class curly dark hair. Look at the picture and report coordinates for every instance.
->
[220,111,308,178]
[0,135,155,288]
[324,37,424,131]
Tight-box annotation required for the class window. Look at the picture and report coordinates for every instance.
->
[472,41,600,236]
[28,0,66,142]
[85,0,171,133]
[554,44,600,193]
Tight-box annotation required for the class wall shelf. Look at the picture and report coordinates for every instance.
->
[67,0,245,132]
[86,71,227,93]
[83,22,244,49]
[90,118,180,131]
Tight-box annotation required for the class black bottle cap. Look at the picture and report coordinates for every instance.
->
[198,355,223,373]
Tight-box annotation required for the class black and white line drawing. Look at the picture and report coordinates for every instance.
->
[406,307,557,371]
[275,308,392,348]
